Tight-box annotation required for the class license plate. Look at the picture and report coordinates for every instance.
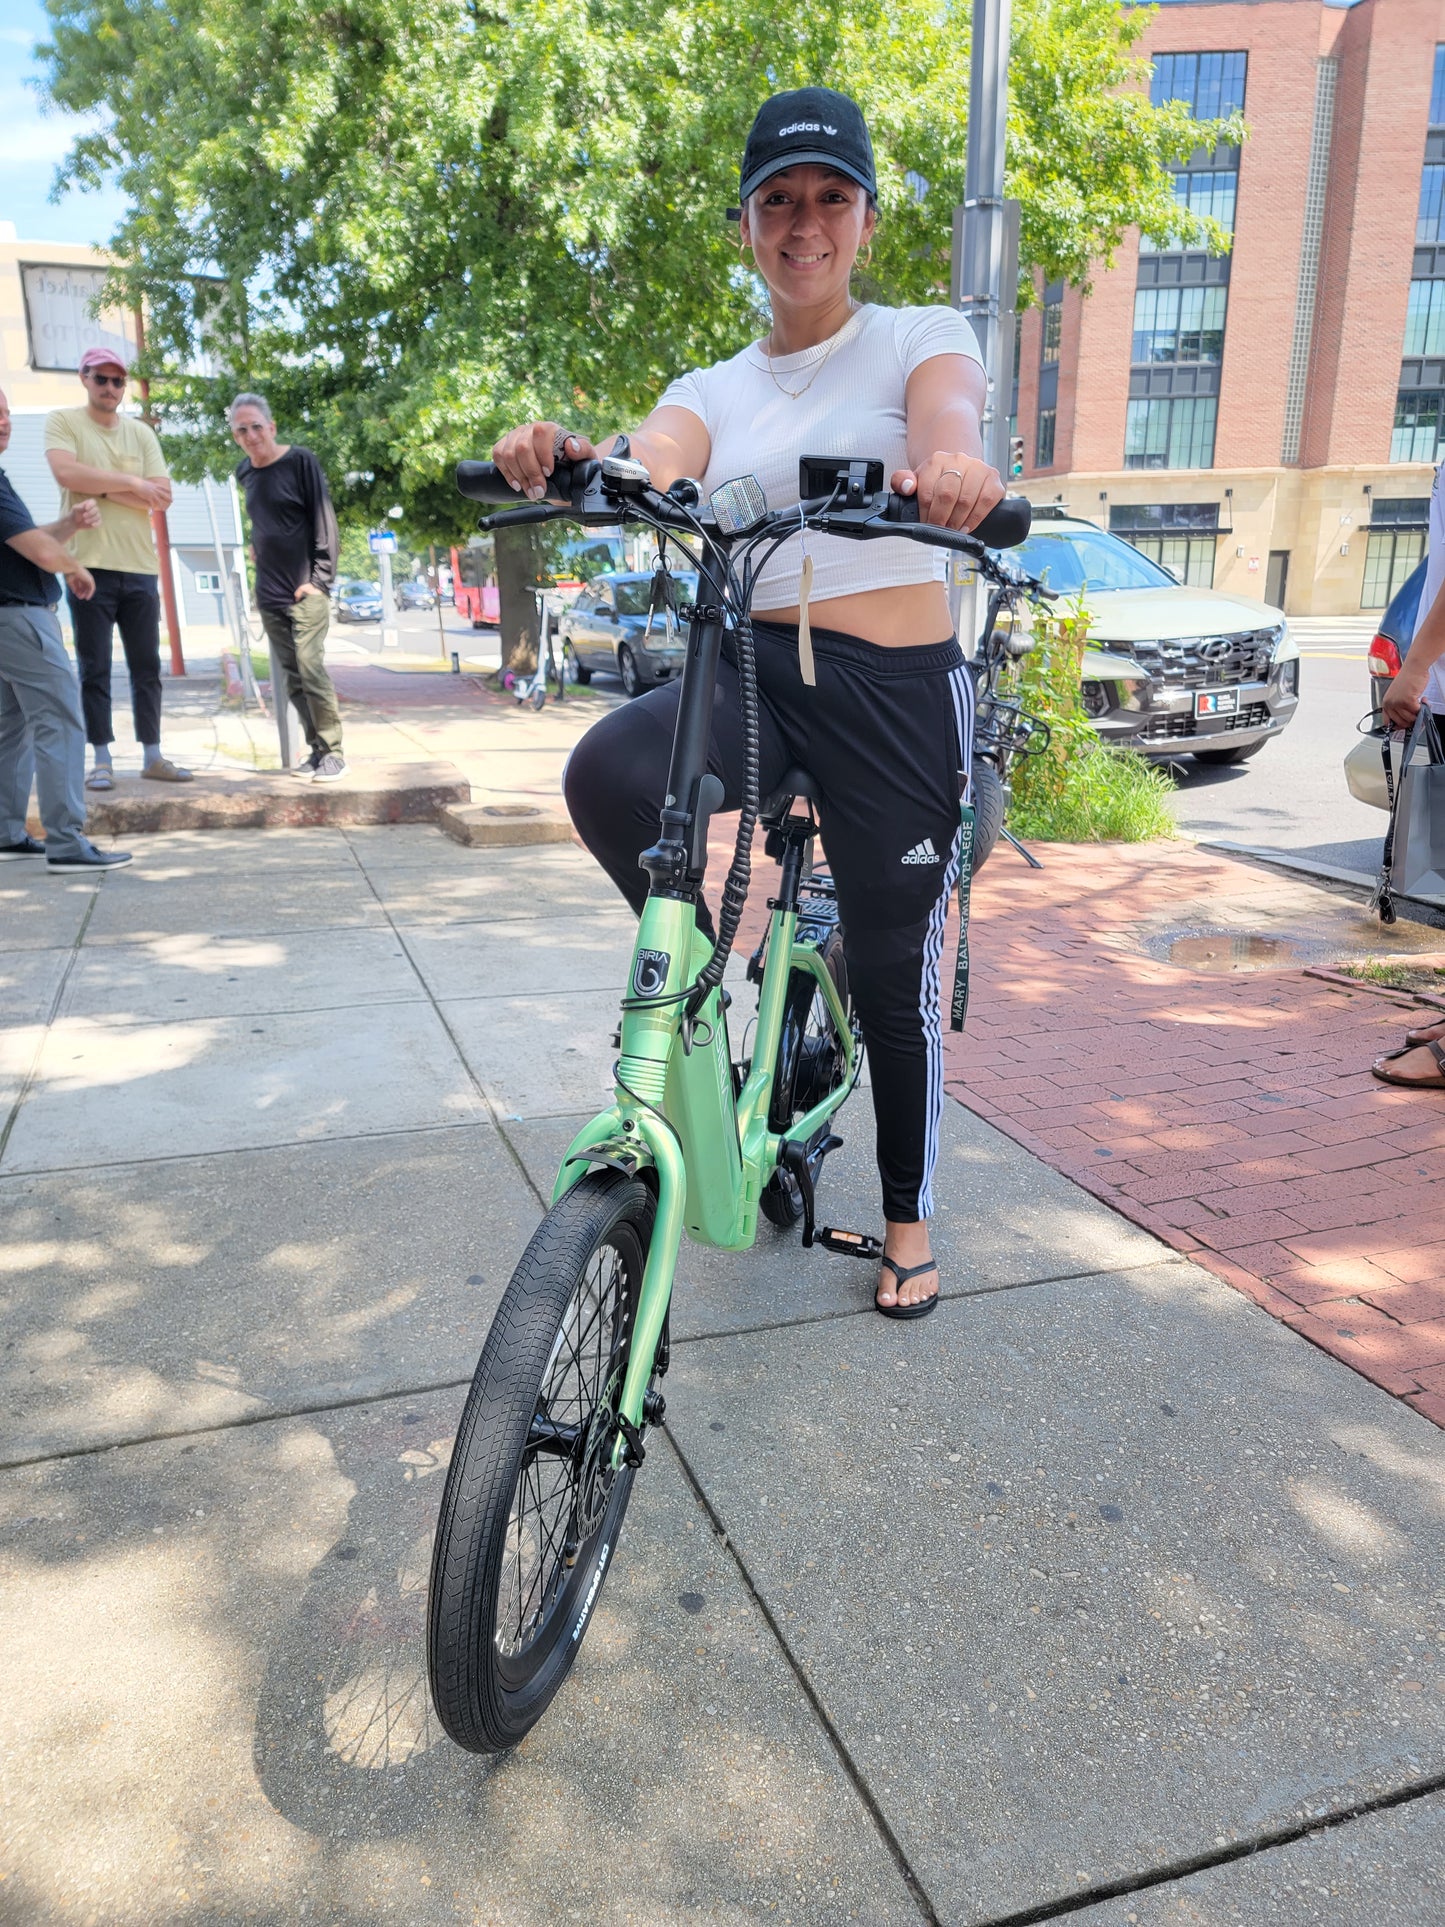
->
[1196,688,1240,718]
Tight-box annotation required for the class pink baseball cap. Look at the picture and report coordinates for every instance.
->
[77,346,128,375]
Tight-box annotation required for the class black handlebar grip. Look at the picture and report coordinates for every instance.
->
[455,458,582,506]
[455,461,521,504]
[971,494,1032,549]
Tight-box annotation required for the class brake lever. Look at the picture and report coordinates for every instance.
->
[478,504,561,531]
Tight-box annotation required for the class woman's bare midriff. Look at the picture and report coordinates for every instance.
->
[754,579,955,649]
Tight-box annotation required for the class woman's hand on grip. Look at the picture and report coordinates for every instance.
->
[492,423,598,501]
[891,452,1004,533]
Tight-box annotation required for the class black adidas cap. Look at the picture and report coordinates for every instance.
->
[737,87,877,206]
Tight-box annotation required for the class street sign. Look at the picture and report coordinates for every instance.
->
[369,530,398,554]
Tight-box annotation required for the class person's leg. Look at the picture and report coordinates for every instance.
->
[113,573,183,774]
[562,652,791,925]
[259,606,320,754]
[0,672,35,847]
[784,629,974,1309]
[0,606,90,860]
[68,568,120,773]
[290,591,343,755]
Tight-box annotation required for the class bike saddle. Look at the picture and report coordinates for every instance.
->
[761,766,820,818]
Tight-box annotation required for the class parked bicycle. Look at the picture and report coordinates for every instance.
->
[427,449,1030,1753]
[968,551,1057,871]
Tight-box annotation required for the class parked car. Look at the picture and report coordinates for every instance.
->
[1366,557,1427,719]
[333,581,383,623]
[1005,511,1299,766]
[558,571,698,696]
[398,578,437,611]
[1344,556,1428,812]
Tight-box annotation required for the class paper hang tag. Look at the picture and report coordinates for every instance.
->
[797,552,816,687]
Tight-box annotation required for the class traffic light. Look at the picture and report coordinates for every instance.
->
[1009,437,1025,479]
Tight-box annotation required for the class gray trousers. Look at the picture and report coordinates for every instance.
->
[0,603,88,860]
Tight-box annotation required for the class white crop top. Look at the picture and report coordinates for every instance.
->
[656,303,984,612]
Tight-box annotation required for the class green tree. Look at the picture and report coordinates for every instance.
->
[40,0,1235,670]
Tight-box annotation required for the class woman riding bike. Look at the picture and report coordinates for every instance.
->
[492,87,1003,1319]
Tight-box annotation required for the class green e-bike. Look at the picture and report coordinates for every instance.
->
[427,450,1030,1752]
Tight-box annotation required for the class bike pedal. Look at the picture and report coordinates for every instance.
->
[816,1226,884,1261]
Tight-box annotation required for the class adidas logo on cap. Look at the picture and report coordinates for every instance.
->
[901,837,941,865]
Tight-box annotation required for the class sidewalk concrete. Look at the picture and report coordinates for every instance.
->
[31,645,614,840]
[2,827,1443,1925]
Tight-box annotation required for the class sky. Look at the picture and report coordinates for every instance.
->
[0,0,130,246]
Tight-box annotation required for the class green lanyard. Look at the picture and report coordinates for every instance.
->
[949,801,975,1033]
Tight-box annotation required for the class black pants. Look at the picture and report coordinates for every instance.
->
[67,568,162,748]
[564,621,975,1223]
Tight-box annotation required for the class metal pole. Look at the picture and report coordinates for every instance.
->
[379,544,399,649]
[429,542,447,658]
[950,0,1017,650]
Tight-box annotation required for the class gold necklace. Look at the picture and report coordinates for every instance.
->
[755,303,858,401]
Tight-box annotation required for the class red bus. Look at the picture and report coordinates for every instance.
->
[450,545,500,628]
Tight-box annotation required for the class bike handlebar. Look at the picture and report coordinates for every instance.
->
[455,457,1033,555]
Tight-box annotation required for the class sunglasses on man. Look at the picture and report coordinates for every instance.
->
[87,372,127,389]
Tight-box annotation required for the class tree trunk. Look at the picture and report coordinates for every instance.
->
[494,523,542,676]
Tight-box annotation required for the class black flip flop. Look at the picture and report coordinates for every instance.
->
[875,1256,939,1321]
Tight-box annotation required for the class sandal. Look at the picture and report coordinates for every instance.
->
[1373,1038,1445,1088]
[85,766,114,791]
[875,1255,940,1321]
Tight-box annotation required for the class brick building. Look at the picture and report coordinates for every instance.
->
[1013,0,1444,616]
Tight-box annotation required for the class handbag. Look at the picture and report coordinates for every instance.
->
[1344,721,1392,812]
[1375,708,1445,923]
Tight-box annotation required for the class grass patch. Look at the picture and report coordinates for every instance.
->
[1337,959,1445,996]
[1005,596,1176,844]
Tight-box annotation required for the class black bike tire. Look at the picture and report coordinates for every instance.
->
[427,1170,654,1753]
[970,760,1006,875]
[760,923,851,1229]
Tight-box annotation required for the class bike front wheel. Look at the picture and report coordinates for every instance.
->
[428,1170,654,1753]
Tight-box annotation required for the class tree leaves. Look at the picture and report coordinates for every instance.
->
[38,0,1236,537]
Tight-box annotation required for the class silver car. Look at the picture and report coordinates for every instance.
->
[1009,514,1300,766]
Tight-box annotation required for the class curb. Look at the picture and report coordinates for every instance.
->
[74,761,470,835]
[439,800,578,849]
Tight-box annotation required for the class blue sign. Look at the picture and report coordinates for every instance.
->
[368,530,398,554]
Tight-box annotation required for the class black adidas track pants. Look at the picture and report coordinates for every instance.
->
[563,620,974,1224]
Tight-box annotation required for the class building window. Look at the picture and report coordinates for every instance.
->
[194,571,223,594]
[1132,286,1227,365]
[1362,531,1426,609]
[1125,396,1217,470]
[1036,409,1057,466]
[1141,169,1239,253]
[1109,502,1218,586]
[1405,280,1445,357]
[1393,390,1445,463]
[1420,165,1445,245]
[1041,298,1063,365]
[1432,44,1445,127]
[1150,51,1247,120]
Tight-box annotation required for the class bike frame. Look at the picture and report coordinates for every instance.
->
[550,596,856,1442]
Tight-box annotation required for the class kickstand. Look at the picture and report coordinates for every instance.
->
[1001,827,1043,869]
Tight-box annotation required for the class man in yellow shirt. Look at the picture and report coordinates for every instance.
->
[44,347,191,788]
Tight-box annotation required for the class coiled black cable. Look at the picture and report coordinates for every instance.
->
[686,610,760,1013]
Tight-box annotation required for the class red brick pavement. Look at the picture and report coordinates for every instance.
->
[942,841,1445,1431]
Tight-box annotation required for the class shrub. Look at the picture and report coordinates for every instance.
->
[1005,594,1176,843]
